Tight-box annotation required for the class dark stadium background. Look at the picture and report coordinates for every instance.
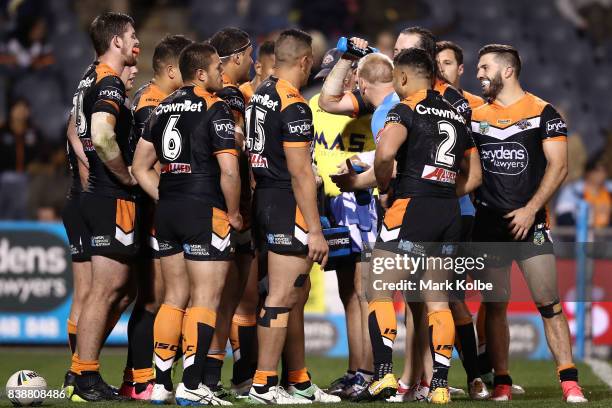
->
[1,0,612,368]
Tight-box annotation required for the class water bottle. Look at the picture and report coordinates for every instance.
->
[351,163,373,206]
[337,37,379,59]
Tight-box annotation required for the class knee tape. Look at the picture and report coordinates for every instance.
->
[537,299,563,318]
[257,306,291,327]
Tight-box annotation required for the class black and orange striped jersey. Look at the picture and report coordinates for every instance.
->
[73,61,134,199]
[144,85,237,208]
[130,81,168,163]
[239,81,255,104]
[471,92,567,211]
[219,74,246,124]
[218,75,251,230]
[462,90,485,110]
[382,89,474,199]
[434,79,471,124]
[246,76,313,189]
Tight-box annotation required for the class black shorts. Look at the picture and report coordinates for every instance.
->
[472,204,553,266]
[155,200,235,261]
[62,194,91,262]
[460,215,474,242]
[235,228,254,255]
[138,196,159,259]
[377,196,461,245]
[253,188,309,255]
[80,193,139,258]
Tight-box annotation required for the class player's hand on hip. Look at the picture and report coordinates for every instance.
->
[308,230,329,268]
[229,212,243,231]
[504,206,537,241]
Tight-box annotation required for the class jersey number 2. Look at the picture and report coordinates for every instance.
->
[162,114,182,161]
[435,120,456,167]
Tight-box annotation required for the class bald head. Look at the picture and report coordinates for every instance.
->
[357,53,393,84]
[275,29,313,67]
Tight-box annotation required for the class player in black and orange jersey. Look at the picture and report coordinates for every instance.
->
[329,29,480,402]
[436,41,485,111]
[66,12,140,402]
[365,48,481,404]
[246,29,330,405]
[471,44,587,403]
[117,35,193,402]
[61,109,91,398]
[207,27,258,397]
[132,42,241,406]
[434,39,491,400]
[61,65,139,399]
[239,41,275,104]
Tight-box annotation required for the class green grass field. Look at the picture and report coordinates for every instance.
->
[0,348,610,407]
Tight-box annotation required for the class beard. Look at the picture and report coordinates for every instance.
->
[482,71,503,100]
[124,48,138,67]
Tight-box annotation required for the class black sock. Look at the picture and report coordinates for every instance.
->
[75,371,102,389]
[430,363,449,391]
[279,353,289,388]
[292,381,311,391]
[456,322,480,383]
[368,310,394,381]
[202,357,223,388]
[183,322,215,390]
[156,365,173,391]
[559,367,578,382]
[374,362,393,381]
[494,374,513,386]
[478,350,493,377]
[254,375,278,394]
[129,309,156,382]
[231,325,257,385]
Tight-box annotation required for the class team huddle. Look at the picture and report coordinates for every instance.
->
[60,11,586,406]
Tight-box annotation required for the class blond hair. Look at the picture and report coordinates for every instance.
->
[357,53,393,84]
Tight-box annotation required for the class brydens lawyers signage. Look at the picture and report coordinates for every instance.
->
[0,229,71,312]
[0,222,75,343]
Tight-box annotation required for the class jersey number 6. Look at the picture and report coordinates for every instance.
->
[162,114,182,161]
[435,120,457,167]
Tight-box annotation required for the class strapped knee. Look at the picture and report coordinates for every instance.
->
[257,306,291,327]
[537,299,563,318]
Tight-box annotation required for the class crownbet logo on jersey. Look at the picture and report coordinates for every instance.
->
[251,93,279,110]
